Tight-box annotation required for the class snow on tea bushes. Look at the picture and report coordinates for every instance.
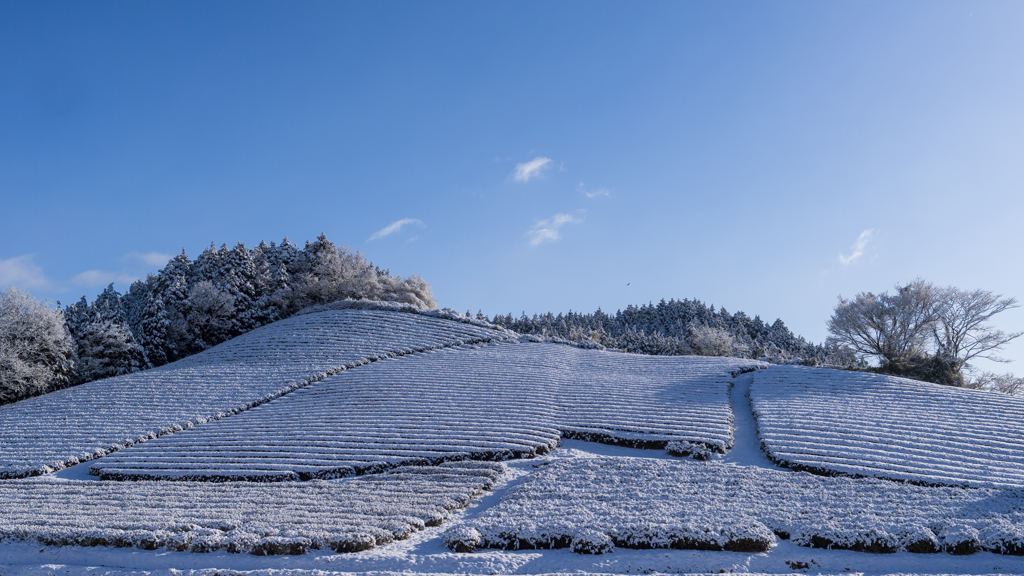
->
[553,351,761,451]
[90,344,561,481]
[750,365,1024,488]
[450,457,1024,556]
[0,310,510,479]
[0,461,503,555]
[90,343,763,481]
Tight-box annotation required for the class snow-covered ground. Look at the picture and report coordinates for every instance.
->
[3,442,1024,576]
[750,366,1024,488]
[0,461,502,554]
[89,342,761,481]
[5,312,1024,576]
[0,310,508,479]
[458,455,1024,555]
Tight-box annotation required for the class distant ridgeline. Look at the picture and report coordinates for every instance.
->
[491,300,858,366]
[62,234,436,384]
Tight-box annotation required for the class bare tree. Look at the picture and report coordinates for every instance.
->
[826,279,941,368]
[688,324,745,357]
[966,371,1024,396]
[932,288,1022,373]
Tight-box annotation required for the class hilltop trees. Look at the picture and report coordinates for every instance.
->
[1,234,437,400]
[491,299,856,365]
[0,287,75,403]
[827,280,1021,386]
[117,234,436,368]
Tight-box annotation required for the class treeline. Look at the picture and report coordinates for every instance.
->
[0,234,435,404]
[489,299,859,366]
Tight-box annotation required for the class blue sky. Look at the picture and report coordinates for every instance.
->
[2,1,1023,370]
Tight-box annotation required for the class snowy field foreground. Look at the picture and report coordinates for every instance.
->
[3,443,1024,576]
[0,462,501,555]
[751,366,1024,488]
[456,456,1024,555]
[0,310,509,479]
[89,342,760,481]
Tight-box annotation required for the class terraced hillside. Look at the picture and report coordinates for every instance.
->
[0,309,511,479]
[0,461,502,554]
[750,365,1024,488]
[90,342,762,481]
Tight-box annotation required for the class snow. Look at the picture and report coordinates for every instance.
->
[7,312,1024,576]
[4,442,1024,575]
[0,461,502,554]
[750,365,1024,488]
[90,342,763,481]
[0,310,510,479]
[456,454,1024,556]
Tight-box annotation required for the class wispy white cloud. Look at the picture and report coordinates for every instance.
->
[369,218,425,241]
[0,254,54,291]
[71,270,138,287]
[512,157,552,182]
[577,182,610,199]
[125,251,172,267]
[838,229,874,266]
[527,213,582,246]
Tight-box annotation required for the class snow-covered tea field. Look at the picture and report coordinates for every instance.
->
[750,365,1024,488]
[4,309,1024,576]
[0,461,501,555]
[89,342,760,481]
[455,456,1024,556]
[0,309,509,479]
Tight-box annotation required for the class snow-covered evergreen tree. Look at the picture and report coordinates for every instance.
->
[64,284,148,384]
[490,298,858,365]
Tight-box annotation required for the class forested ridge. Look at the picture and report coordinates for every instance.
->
[1,234,434,403]
[490,299,858,366]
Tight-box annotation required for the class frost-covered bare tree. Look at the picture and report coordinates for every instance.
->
[966,371,1024,396]
[0,288,75,404]
[688,324,744,357]
[828,280,1021,387]
[827,279,941,369]
[932,288,1022,374]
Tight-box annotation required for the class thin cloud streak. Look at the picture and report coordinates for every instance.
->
[0,254,54,290]
[369,218,425,241]
[838,229,874,266]
[512,157,552,182]
[126,251,172,267]
[527,213,582,246]
[578,182,610,198]
[71,270,139,287]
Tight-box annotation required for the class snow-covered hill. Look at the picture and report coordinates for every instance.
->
[89,341,761,481]
[3,309,1024,576]
[0,309,510,479]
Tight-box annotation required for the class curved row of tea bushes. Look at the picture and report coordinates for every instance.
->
[450,456,1024,556]
[0,461,502,555]
[750,366,1024,488]
[90,343,762,481]
[0,310,511,479]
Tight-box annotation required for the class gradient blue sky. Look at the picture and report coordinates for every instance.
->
[2,1,1023,370]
